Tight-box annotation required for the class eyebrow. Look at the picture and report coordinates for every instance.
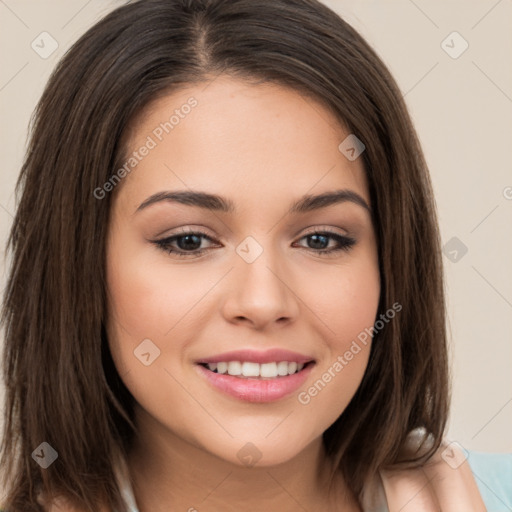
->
[135,189,371,215]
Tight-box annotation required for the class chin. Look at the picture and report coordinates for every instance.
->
[200,433,315,469]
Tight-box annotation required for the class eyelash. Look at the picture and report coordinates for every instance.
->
[151,228,356,258]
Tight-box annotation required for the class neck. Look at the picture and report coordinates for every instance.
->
[126,406,360,512]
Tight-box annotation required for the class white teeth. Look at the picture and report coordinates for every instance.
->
[217,362,228,374]
[241,362,260,377]
[260,362,278,378]
[227,361,242,376]
[288,362,297,374]
[204,360,308,378]
[276,361,289,376]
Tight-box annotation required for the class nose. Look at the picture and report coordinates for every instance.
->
[221,244,300,330]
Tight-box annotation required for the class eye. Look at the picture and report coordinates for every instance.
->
[151,228,356,259]
[293,230,356,255]
[151,229,219,258]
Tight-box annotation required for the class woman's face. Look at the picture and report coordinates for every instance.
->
[106,76,380,467]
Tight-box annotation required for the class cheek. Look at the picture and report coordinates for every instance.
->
[104,244,201,429]
[105,235,173,378]
[104,234,222,411]
[295,347,371,441]
[300,250,380,346]
[294,254,380,417]
[330,267,380,344]
[105,237,210,347]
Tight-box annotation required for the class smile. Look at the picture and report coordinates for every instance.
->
[200,360,307,378]
[196,361,315,402]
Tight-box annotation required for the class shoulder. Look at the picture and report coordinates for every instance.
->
[378,439,486,511]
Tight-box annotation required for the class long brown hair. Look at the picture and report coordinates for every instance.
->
[1,0,449,510]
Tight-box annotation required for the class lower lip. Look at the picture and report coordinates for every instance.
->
[196,363,315,403]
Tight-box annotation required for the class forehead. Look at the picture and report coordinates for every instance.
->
[116,76,369,212]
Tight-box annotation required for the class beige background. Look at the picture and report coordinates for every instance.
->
[0,0,511,474]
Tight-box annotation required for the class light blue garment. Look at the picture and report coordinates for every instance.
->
[467,451,512,512]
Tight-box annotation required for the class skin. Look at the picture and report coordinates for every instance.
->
[105,75,381,512]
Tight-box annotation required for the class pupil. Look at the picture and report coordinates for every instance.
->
[309,234,328,249]
[178,234,201,251]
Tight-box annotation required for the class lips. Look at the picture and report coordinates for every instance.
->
[195,348,316,402]
[196,348,315,365]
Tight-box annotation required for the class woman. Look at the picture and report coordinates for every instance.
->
[0,0,489,510]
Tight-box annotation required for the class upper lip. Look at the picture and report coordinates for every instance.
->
[196,349,315,365]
